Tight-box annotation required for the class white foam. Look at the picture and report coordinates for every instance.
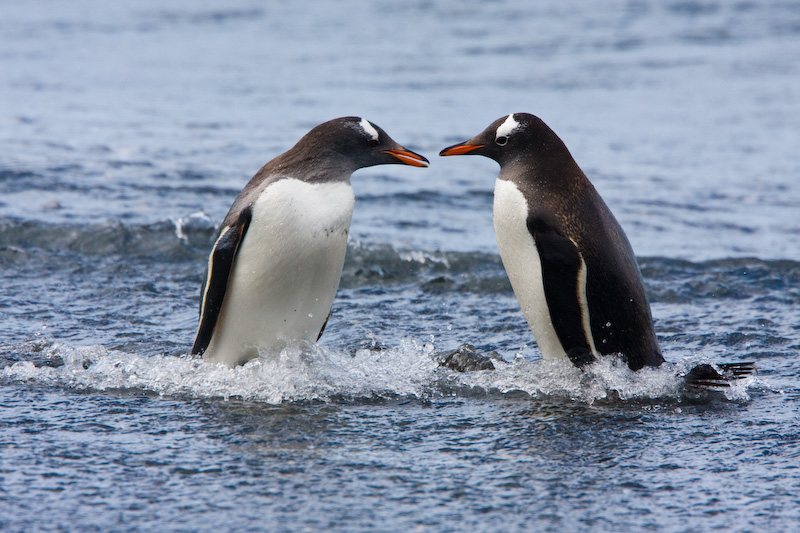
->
[359,118,380,141]
[1,341,759,404]
[1,341,442,403]
[457,354,677,402]
[496,114,520,140]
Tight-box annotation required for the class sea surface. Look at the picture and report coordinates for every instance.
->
[2,1,800,531]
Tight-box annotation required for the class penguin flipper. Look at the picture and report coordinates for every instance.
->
[527,217,596,367]
[191,209,252,356]
[316,309,332,341]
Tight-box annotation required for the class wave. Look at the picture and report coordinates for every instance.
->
[640,256,800,304]
[2,217,798,301]
[0,214,217,259]
[1,340,759,405]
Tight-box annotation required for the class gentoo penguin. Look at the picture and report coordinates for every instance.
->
[192,117,428,366]
[440,113,665,371]
[440,114,756,385]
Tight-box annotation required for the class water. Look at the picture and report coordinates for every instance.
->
[2,0,799,530]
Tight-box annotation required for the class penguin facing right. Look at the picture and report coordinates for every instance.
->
[192,117,428,367]
[440,113,754,385]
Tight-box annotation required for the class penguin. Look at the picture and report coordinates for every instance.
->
[440,113,667,371]
[440,113,756,385]
[192,117,428,366]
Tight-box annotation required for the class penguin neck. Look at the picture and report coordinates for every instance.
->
[499,152,587,197]
[264,146,358,184]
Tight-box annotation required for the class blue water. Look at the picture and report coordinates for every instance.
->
[2,1,800,531]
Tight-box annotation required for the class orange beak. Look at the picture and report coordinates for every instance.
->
[439,143,485,156]
[382,149,429,167]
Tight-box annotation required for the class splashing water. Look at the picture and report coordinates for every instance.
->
[1,340,758,405]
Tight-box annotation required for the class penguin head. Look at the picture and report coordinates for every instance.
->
[439,113,563,166]
[297,117,429,170]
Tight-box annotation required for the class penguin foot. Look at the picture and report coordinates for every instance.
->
[683,362,757,389]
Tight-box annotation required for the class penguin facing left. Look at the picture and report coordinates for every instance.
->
[192,117,428,366]
[440,113,754,386]
[441,113,662,371]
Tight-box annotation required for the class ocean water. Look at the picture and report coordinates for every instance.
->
[2,1,800,531]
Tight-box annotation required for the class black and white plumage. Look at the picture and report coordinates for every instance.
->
[192,117,428,366]
[440,113,667,371]
[440,113,756,385]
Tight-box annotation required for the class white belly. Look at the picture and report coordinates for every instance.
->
[493,179,567,360]
[203,179,355,366]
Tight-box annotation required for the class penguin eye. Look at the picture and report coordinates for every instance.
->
[368,138,379,148]
[496,136,508,146]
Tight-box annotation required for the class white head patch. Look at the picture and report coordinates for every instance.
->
[359,118,380,142]
[496,114,520,140]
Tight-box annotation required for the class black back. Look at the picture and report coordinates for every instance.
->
[442,113,664,370]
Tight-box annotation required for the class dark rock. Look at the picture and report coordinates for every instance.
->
[440,343,496,372]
